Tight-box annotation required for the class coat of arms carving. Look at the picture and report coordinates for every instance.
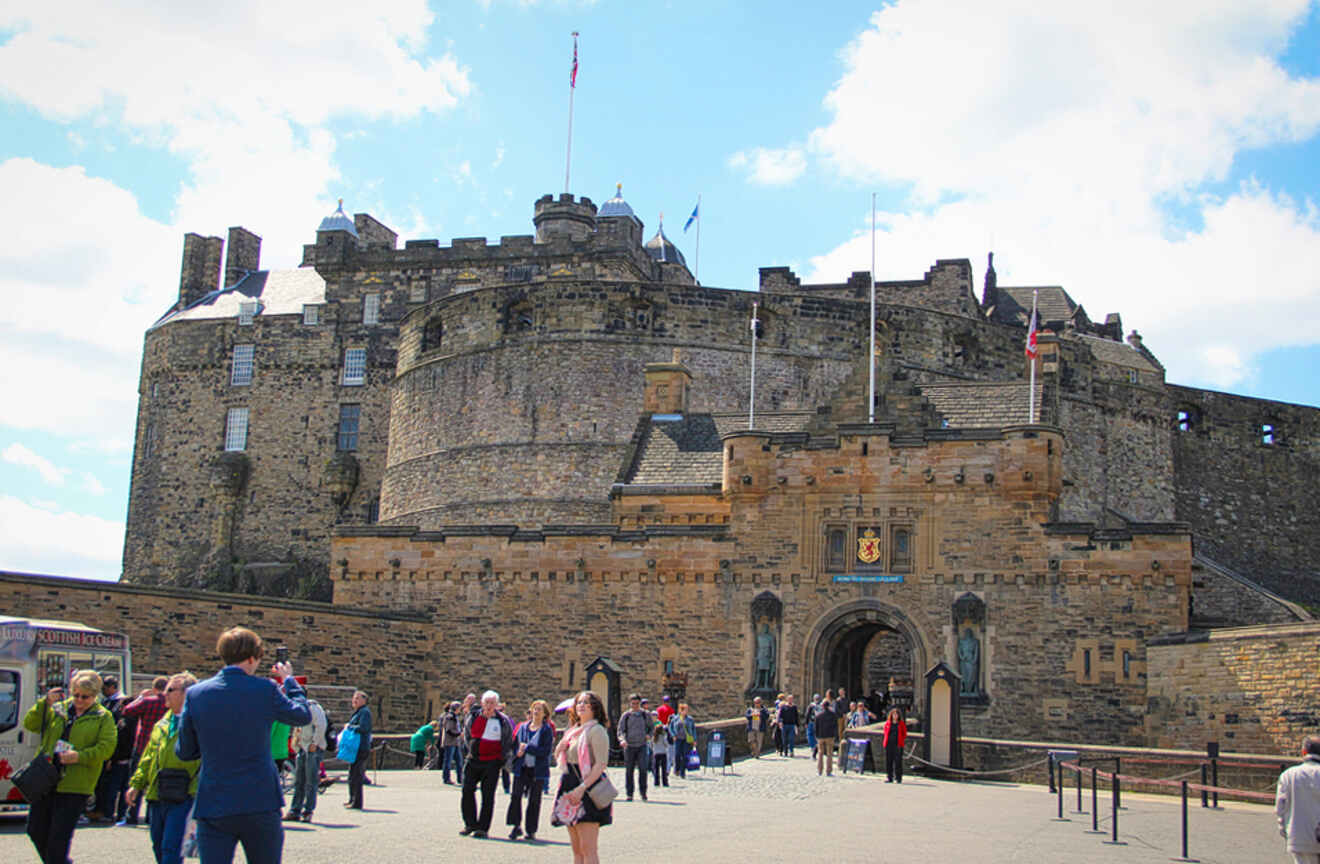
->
[857,528,881,564]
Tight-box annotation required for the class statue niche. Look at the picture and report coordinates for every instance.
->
[747,591,783,699]
[952,592,987,703]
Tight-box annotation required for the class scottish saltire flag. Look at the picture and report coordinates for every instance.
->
[570,32,579,87]
[684,201,699,232]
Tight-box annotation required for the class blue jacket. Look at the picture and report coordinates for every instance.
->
[346,705,373,752]
[176,666,310,818]
[515,722,554,783]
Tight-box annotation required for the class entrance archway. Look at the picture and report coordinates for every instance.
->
[803,599,929,712]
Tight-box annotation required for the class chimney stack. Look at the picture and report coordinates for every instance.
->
[643,351,693,415]
[178,233,224,311]
[224,227,262,288]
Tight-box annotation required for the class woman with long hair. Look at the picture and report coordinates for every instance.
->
[552,691,612,864]
[507,699,554,841]
[882,707,907,783]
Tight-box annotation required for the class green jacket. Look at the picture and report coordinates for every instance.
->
[129,713,200,801]
[271,721,290,760]
[22,698,117,796]
[410,722,436,752]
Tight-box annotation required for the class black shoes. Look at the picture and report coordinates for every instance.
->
[509,827,523,840]
[472,830,487,839]
[459,826,475,836]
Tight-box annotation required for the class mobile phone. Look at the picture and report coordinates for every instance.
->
[276,645,289,664]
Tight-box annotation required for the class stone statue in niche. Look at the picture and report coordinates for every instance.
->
[957,628,980,695]
[755,623,776,689]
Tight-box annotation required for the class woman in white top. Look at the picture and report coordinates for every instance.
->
[553,690,612,864]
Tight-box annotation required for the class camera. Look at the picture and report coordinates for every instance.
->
[276,645,289,664]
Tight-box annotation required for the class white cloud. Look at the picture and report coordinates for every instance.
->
[796,0,1320,391]
[728,146,807,186]
[2,443,70,486]
[0,495,122,580]
[81,473,107,496]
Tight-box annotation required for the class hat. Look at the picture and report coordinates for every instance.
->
[662,695,671,701]
[640,697,649,703]
[102,675,119,688]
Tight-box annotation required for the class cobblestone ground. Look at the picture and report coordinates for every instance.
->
[0,752,1285,863]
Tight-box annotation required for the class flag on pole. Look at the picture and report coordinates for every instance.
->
[1024,293,1038,358]
[570,32,579,87]
[684,200,699,232]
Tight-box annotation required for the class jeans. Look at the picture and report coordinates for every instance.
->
[885,743,903,782]
[195,809,282,864]
[26,790,86,864]
[623,744,648,798]
[290,749,320,815]
[781,724,797,756]
[442,745,463,783]
[461,758,501,831]
[505,764,543,835]
[674,739,691,778]
[806,723,817,755]
[148,797,193,864]
[652,751,668,786]
[97,759,130,818]
[347,750,368,808]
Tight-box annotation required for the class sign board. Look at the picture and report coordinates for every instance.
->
[832,574,904,584]
[843,738,869,774]
[706,731,725,769]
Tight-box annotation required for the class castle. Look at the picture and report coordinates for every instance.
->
[107,188,1317,746]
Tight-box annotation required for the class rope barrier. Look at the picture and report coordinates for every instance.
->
[903,746,1053,777]
[1057,761,1275,803]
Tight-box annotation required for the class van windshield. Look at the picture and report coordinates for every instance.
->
[0,670,18,734]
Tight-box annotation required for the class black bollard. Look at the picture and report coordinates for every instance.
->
[1092,767,1099,832]
[1111,774,1120,844]
[1181,779,1190,860]
[1048,754,1055,793]
[1114,756,1121,808]
[1200,763,1208,808]
[1077,765,1084,813]
[1057,768,1065,819]
[1211,757,1219,808]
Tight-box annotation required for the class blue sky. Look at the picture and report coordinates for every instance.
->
[2,0,1318,581]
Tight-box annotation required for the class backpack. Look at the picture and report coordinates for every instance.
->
[323,708,337,752]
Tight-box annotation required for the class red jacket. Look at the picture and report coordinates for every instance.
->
[882,718,906,749]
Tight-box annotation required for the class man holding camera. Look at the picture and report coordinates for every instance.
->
[176,627,309,864]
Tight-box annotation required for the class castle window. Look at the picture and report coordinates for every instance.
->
[409,281,428,303]
[338,404,360,452]
[890,526,913,572]
[1122,650,1132,679]
[303,304,320,325]
[224,407,249,452]
[825,525,848,572]
[1175,406,1201,432]
[422,316,444,353]
[663,659,674,675]
[366,496,380,523]
[230,344,254,386]
[1083,648,1092,677]
[342,348,366,385]
[143,424,156,459]
[1127,369,1139,384]
[237,301,257,326]
[1261,423,1277,446]
[363,293,380,326]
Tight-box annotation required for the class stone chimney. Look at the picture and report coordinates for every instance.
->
[178,233,224,311]
[643,348,693,414]
[224,227,262,288]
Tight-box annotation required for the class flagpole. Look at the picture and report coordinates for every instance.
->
[749,301,759,429]
[695,194,701,284]
[1028,288,1038,423]
[869,192,876,424]
[564,31,578,194]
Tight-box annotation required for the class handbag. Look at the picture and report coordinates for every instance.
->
[337,726,361,763]
[551,789,584,826]
[12,753,61,803]
[156,768,192,803]
[586,771,618,809]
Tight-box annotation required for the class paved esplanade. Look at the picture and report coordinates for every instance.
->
[1,754,1283,863]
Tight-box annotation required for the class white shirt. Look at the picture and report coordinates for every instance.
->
[480,715,502,741]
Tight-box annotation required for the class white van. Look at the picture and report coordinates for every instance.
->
[0,616,132,810]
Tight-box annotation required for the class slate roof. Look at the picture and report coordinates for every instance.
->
[625,412,814,486]
[991,286,1078,328]
[151,268,326,329]
[919,382,1043,426]
[1075,333,1160,372]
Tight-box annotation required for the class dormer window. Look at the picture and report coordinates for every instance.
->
[303,304,320,325]
[238,301,257,326]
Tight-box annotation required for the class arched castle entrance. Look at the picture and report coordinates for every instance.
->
[802,599,929,712]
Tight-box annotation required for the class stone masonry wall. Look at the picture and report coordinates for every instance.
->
[1168,384,1320,607]
[1146,622,1320,754]
[0,572,433,730]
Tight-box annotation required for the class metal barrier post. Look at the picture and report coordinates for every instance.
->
[1101,773,1125,845]
[1056,769,1065,820]
[1181,780,1190,860]
[1211,758,1219,808]
[1076,765,1084,813]
[1048,754,1055,793]
[1200,764,1208,808]
[1091,768,1099,832]
[1114,756,1121,808]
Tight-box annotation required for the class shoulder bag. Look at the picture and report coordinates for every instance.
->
[12,702,66,803]
[583,726,617,808]
[155,768,192,803]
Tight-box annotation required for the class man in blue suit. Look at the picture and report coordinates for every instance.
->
[177,626,310,864]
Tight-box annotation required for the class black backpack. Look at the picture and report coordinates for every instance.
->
[322,707,337,752]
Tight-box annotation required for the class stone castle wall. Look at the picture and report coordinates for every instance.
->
[1146,621,1320,754]
[0,571,434,729]
[1168,384,1320,607]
